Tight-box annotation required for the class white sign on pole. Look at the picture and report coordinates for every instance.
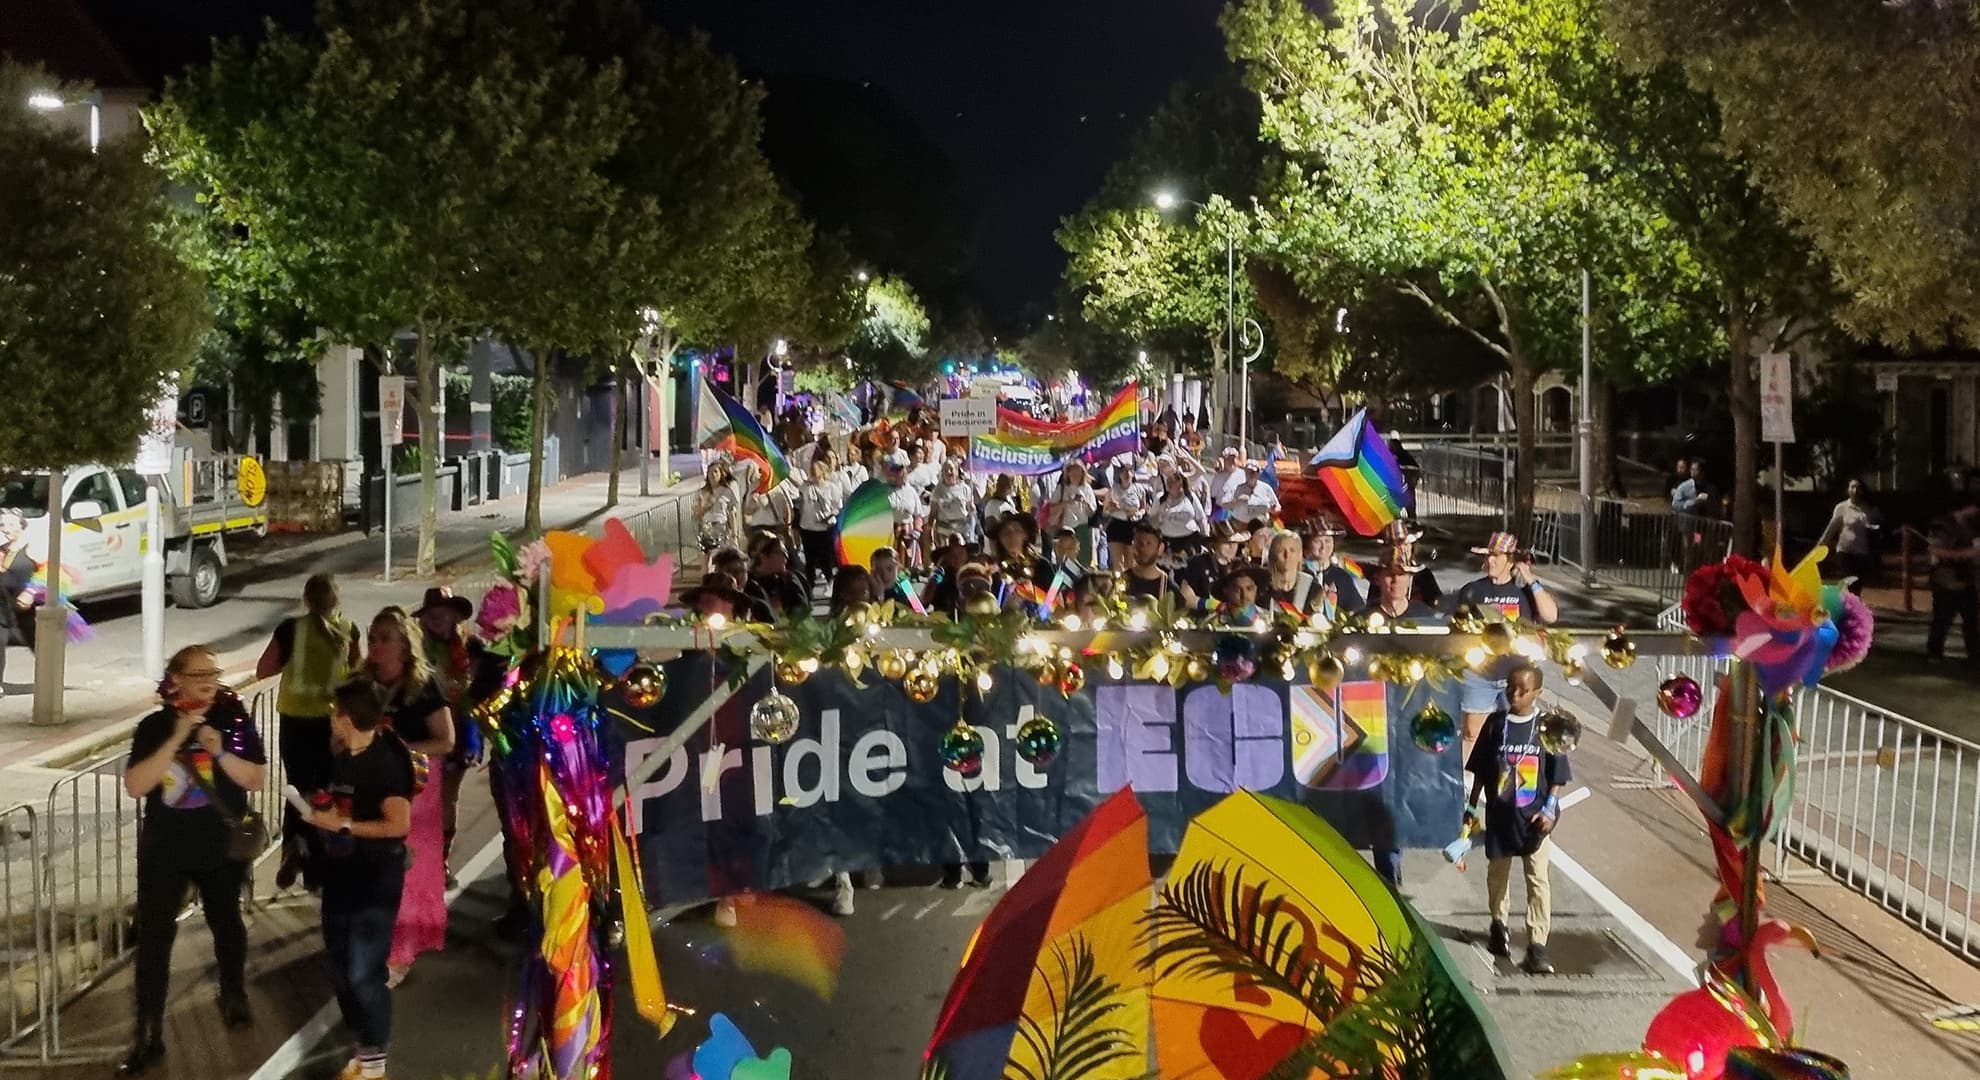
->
[379,375,408,447]
[1759,352,1795,444]
[939,396,996,437]
[134,378,179,475]
[1875,370,1899,393]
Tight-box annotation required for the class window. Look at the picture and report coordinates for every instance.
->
[66,472,119,519]
[116,470,148,511]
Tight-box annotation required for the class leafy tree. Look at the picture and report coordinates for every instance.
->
[1607,0,1980,346]
[150,0,635,569]
[845,274,932,385]
[0,62,209,471]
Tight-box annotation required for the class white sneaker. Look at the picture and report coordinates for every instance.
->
[863,868,883,890]
[831,873,855,917]
[714,897,737,928]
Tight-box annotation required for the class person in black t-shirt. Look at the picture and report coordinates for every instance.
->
[748,536,812,617]
[119,645,268,1075]
[311,677,416,1080]
[1454,532,1559,756]
[1121,522,1178,603]
[1464,663,1570,975]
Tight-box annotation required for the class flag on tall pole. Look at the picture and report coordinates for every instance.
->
[693,378,733,453]
[704,380,790,495]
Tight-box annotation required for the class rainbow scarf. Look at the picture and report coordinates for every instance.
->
[704,380,790,495]
[1310,409,1406,536]
[967,383,1140,476]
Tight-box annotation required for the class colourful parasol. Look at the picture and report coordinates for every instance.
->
[1144,790,1512,1078]
[836,479,897,570]
[925,788,1154,1080]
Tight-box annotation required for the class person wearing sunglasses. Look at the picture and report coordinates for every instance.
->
[119,645,267,1075]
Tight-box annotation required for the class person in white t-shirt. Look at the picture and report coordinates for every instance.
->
[1100,462,1152,571]
[927,461,980,548]
[1207,447,1245,514]
[1042,461,1098,539]
[1225,460,1281,528]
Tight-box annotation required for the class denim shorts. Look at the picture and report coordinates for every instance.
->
[1460,669,1506,714]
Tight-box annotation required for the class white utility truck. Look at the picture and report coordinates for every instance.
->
[0,449,269,608]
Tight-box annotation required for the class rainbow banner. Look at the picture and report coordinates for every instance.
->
[1310,408,1407,536]
[967,383,1139,476]
[704,380,790,495]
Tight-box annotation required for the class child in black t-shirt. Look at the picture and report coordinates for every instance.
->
[310,678,415,1080]
[1463,662,1570,975]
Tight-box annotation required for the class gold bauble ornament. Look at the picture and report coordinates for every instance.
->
[1482,622,1515,656]
[1367,655,1388,681]
[963,592,1002,617]
[1601,627,1637,670]
[878,651,909,680]
[904,668,940,704]
[618,664,666,709]
[842,601,873,627]
[1185,657,1210,682]
[1308,653,1346,693]
[775,657,810,686]
[1035,659,1062,687]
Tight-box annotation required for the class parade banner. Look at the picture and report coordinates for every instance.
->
[966,383,1140,475]
[608,654,1461,903]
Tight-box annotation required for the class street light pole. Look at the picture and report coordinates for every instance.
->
[1579,269,1596,586]
[1227,229,1239,452]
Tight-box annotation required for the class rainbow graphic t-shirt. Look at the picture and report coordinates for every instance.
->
[158,748,219,809]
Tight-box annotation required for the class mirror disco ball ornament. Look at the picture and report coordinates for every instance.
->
[1410,705,1459,753]
[1538,709,1582,755]
[619,664,666,709]
[1601,627,1638,670]
[1657,674,1703,720]
[940,722,985,775]
[1014,716,1063,767]
[749,691,801,745]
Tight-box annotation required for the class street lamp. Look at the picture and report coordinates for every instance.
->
[855,270,870,283]
[28,89,102,152]
[1153,188,1242,450]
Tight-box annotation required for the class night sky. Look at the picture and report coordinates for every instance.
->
[73,0,1231,323]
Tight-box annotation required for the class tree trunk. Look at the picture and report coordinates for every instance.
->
[1206,329,1227,444]
[1508,348,1537,539]
[413,332,439,576]
[1727,302,1760,557]
[606,366,627,509]
[525,347,551,536]
[1591,379,1624,498]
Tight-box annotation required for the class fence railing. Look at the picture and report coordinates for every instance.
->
[612,498,696,570]
[0,678,286,1061]
[1651,605,1980,964]
[1415,444,1511,529]
[1538,486,1733,605]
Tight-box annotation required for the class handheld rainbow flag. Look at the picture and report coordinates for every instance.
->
[1310,409,1407,537]
[835,479,896,569]
[705,380,790,495]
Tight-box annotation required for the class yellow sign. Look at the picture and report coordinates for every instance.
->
[237,457,267,507]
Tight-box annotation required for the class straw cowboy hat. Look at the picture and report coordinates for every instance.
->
[1377,519,1425,546]
[1469,531,1530,557]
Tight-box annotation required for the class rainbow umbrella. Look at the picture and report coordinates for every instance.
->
[836,479,896,570]
[925,789,1154,1080]
[1146,791,1512,1078]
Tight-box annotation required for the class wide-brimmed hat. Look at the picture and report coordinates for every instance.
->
[1377,519,1425,546]
[1302,516,1349,539]
[991,511,1040,546]
[679,571,752,610]
[1470,531,1529,557]
[414,587,472,620]
[1370,549,1426,575]
[1208,520,1250,546]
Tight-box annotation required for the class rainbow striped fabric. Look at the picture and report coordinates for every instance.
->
[704,380,790,494]
[967,383,1140,475]
[1310,409,1406,536]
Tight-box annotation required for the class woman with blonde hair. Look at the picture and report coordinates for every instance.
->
[361,607,454,987]
[257,573,361,890]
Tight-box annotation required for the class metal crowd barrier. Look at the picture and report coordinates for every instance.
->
[1538,487,1733,605]
[6,678,286,1061]
[611,498,695,567]
[1651,605,1980,963]
[1415,443,1511,529]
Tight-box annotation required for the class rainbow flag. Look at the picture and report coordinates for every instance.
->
[1310,409,1406,536]
[705,380,789,495]
[968,383,1139,476]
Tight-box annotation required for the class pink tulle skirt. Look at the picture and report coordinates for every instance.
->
[390,776,448,967]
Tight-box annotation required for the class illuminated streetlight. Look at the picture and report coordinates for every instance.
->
[28,92,63,111]
[773,339,789,358]
[26,90,102,151]
[855,270,870,283]
[1153,189,1179,211]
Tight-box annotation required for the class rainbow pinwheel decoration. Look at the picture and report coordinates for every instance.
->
[1725,546,1840,696]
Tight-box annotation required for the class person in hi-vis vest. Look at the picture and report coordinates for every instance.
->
[256,573,361,891]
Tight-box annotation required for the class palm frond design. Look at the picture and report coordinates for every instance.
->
[1142,861,1394,1023]
[1262,938,1504,1080]
[919,1051,954,1080]
[1006,933,1140,1080]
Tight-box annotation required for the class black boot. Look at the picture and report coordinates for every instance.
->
[116,1020,164,1076]
[218,986,252,1029]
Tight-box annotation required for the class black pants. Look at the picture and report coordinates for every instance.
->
[941,861,990,886]
[0,613,31,685]
[799,528,837,595]
[322,853,407,1052]
[133,857,248,1026]
[1928,585,1979,660]
[278,713,333,870]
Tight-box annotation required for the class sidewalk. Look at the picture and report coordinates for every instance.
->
[0,465,699,782]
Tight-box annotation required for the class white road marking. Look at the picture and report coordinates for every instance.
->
[1550,786,1700,987]
[881,902,905,920]
[913,900,945,920]
[248,831,508,1080]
